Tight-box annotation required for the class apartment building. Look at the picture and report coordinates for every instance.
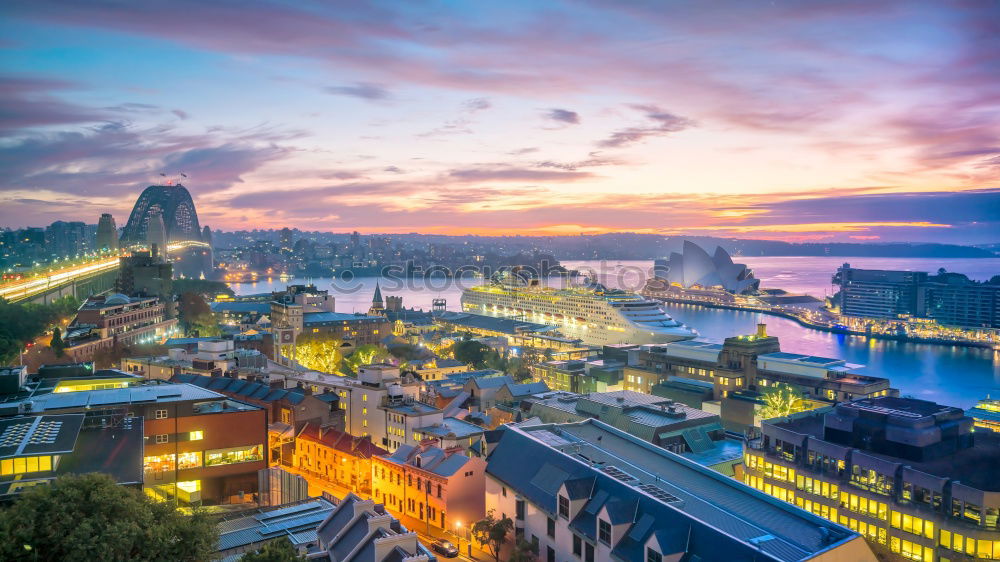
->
[293,423,387,494]
[371,439,487,531]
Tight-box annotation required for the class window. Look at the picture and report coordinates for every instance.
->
[558,494,570,518]
[155,434,168,444]
[154,409,167,419]
[646,547,663,562]
[585,542,594,562]
[598,519,611,545]
[546,546,555,562]
[143,453,175,472]
[177,452,202,469]
[516,499,525,520]
[502,486,507,497]
[205,444,263,466]
[0,456,52,476]
[573,535,582,556]
[547,517,555,538]
[188,430,203,441]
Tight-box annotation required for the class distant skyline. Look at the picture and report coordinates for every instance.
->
[1,1,998,243]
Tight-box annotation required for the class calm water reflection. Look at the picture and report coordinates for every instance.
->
[230,257,1000,408]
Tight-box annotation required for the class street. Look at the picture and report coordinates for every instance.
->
[281,464,494,562]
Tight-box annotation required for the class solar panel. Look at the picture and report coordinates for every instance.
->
[637,483,682,504]
[601,465,637,483]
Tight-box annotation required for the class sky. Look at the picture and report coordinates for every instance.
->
[1,0,999,244]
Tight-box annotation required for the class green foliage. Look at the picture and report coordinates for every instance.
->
[295,332,344,374]
[177,292,220,337]
[453,339,489,368]
[49,326,66,357]
[758,383,805,420]
[342,344,390,374]
[0,296,80,366]
[0,473,217,562]
[472,509,514,562]
[387,343,427,362]
[172,279,234,298]
[241,538,306,562]
[508,539,538,562]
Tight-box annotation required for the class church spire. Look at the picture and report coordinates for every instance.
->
[368,281,385,316]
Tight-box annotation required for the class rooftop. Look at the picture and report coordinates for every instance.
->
[303,311,385,324]
[435,311,554,335]
[490,419,860,562]
[416,416,486,439]
[6,382,259,414]
[381,442,473,477]
[216,497,337,554]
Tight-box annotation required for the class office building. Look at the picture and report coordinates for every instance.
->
[64,294,178,361]
[834,265,1000,329]
[371,439,487,531]
[116,249,173,311]
[0,413,144,498]
[486,419,875,562]
[44,220,89,258]
[2,381,268,505]
[533,358,624,394]
[746,397,1000,561]
[632,325,894,429]
[96,213,118,252]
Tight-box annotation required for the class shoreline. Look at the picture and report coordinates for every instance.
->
[646,293,998,350]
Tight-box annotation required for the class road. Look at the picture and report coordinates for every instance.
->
[281,463,494,561]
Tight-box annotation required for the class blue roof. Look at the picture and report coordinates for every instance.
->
[304,311,386,324]
[210,301,271,314]
[169,373,315,405]
[417,416,485,439]
[486,420,862,562]
[217,498,336,552]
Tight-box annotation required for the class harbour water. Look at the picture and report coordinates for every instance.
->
[228,256,1000,408]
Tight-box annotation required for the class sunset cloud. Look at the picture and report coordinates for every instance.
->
[0,1,998,243]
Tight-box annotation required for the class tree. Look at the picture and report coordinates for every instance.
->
[176,292,220,337]
[472,509,514,562]
[0,473,216,561]
[343,344,390,374]
[758,383,805,420]
[453,339,489,368]
[0,296,80,365]
[171,278,234,299]
[241,538,306,562]
[49,326,66,357]
[295,332,344,374]
[508,539,537,562]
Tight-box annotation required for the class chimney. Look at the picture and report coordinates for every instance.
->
[444,445,464,457]
[756,323,767,338]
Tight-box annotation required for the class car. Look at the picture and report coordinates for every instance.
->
[430,539,459,558]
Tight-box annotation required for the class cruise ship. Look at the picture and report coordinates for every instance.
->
[460,273,696,345]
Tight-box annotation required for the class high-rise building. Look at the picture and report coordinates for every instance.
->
[278,227,293,252]
[116,250,173,315]
[96,213,118,252]
[120,184,202,245]
[45,220,88,258]
[746,396,1000,561]
[146,210,168,254]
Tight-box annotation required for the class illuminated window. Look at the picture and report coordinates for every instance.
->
[155,434,168,444]
[144,454,176,472]
[0,456,52,476]
[178,452,202,469]
[189,431,203,441]
[205,445,263,466]
[362,394,368,402]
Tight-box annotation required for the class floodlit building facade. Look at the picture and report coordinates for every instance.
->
[746,397,1000,561]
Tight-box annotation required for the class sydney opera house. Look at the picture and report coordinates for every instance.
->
[654,241,759,294]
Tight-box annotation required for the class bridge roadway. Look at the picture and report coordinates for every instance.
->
[0,240,210,303]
